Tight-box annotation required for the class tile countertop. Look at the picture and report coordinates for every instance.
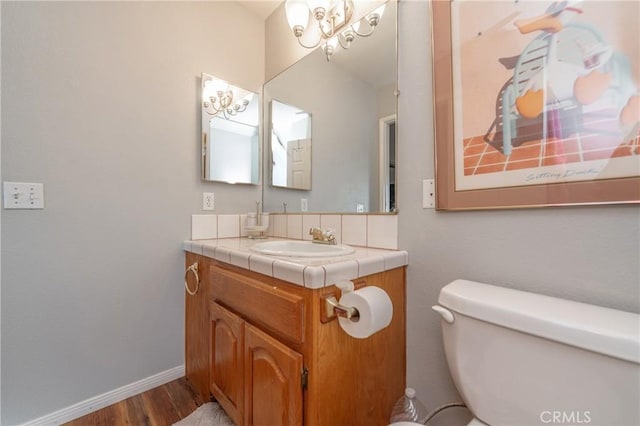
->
[183,238,408,289]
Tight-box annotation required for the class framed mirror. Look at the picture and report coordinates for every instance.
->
[270,99,313,190]
[263,0,397,213]
[201,73,259,185]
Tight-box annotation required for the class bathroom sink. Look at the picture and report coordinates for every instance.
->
[250,240,355,257]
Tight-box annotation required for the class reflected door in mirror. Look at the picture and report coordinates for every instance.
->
[270,99,312,191]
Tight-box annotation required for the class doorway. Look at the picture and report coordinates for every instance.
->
[379,114,397,212]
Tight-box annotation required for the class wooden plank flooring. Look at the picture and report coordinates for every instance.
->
[63,377,206,426]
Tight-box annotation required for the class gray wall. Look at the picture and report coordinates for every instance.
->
[1,2,264,424]
[397,2,640,424]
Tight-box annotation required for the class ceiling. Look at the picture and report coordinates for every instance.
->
[236,0,282,20]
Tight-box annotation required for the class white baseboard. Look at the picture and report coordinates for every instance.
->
[21,365,185,426]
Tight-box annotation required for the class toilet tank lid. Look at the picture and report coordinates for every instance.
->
[438,280,640,364]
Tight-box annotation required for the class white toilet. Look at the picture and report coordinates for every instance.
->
[404,279,640,426]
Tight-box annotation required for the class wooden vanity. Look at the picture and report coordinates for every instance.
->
[184,243,406,426]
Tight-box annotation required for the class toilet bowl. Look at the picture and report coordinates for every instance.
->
[431,279,640,426]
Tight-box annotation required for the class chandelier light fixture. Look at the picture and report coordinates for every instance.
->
[284,0,386,60]
[202,77,254,119]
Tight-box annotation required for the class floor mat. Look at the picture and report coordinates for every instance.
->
[172,402,234,426]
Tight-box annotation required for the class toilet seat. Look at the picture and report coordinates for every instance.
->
[389,416,486,426]
[389,419,485,426]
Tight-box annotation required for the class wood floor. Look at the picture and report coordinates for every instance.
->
[63,377,206,426]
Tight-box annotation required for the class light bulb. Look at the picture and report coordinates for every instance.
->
[285,0,310,33]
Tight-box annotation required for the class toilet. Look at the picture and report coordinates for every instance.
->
[414,279,640,426]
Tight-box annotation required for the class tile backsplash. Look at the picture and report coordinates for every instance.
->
[191,214,217,240]
[191,213,398,250]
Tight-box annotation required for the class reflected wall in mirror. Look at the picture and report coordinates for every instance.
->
[201,73,259,184]
[270,99,312,190]
[263,0,396,213]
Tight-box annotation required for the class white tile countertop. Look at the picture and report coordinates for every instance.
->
[183,237,408,289]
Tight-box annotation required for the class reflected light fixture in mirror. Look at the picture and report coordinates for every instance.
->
[285,0,385,60]
[202,76,255,119]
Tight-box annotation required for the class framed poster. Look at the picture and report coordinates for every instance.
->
[432,0,640,210]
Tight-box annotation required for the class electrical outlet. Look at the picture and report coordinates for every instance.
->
[356,203,364,213]
[423,179,435,208]
[301,198,308,212]
[203,192,214,211]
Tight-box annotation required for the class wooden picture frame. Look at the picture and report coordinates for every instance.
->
[431,1,640,210]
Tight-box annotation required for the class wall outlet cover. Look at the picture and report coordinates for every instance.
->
[203,192,215,211]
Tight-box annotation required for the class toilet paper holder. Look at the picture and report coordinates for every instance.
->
[325,296,360,322]
[321,280,364,323]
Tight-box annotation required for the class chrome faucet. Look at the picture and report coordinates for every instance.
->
[309,228,336,245]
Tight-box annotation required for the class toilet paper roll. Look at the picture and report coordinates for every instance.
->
[338,286,393,339]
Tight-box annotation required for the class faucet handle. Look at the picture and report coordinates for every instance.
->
[309,227,336,244]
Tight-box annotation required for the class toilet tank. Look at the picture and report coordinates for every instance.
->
[434,280,640,426]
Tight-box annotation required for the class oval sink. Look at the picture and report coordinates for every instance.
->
[250,240,355,257]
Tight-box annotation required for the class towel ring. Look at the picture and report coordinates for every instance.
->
[184,263,200,296]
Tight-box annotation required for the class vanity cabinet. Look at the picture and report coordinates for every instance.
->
[185,253,406,426]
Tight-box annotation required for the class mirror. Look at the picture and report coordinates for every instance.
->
[263,0,397,213]
[201,73,259,184]
[270,99,313,190]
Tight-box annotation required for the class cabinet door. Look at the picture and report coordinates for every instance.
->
[244,323,303,426]
[210,302,245,426]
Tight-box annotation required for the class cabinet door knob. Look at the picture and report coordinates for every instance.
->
[184,263,200,296]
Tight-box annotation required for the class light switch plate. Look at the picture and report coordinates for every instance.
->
[301,198,308,212]
[3,182,44,209]
[3,182,45,209]
[423,179,435,209]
